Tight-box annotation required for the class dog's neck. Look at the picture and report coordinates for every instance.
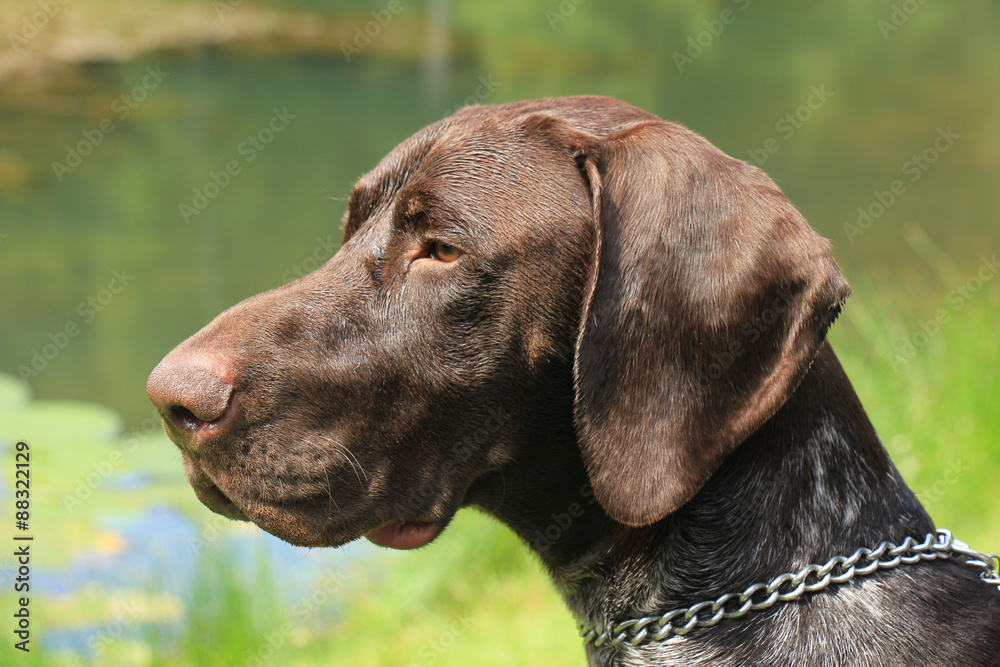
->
[470,342,932,658]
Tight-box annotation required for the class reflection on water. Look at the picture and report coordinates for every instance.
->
[0,53,457,425]
[33,505,360,659]
[1,19,998,425]
[33,508,195,597]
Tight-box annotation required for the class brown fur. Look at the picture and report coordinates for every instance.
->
[148,96,999,665]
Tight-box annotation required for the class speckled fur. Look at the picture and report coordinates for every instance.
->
[562,345,1000,666]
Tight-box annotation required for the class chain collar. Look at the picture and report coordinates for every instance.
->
[579,529,1000,648]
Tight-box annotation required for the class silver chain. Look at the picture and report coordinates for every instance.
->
[579,529,1000,648]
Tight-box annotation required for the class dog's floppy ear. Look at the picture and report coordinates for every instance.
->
[535,116,850,527]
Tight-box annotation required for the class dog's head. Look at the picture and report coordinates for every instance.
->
[147,96,848,549]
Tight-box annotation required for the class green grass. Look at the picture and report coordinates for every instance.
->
[144,513,582,667]
[830,271,1000,551]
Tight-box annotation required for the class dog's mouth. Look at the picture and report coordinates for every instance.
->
[194,478,248,521]
[185,460,249,521]
[364,519,446,550]
[183,454,453,549]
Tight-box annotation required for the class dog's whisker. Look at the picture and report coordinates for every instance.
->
[320,454,340,512]
[317,433,369,487]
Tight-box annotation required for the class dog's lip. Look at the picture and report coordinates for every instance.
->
[186,463,249,521]
[364,519,447,550]
[185,458,391,547]
[186,455,455,549]
[192,477,249,521]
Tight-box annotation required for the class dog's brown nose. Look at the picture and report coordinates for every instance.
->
[146,356,234,447]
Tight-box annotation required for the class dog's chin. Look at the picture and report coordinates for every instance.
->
[184,457,455,549]
[186,472,352,547]
[220,501,448,549]
[190,476,249,521]
[190,477,449,549]
[238,500,367,548]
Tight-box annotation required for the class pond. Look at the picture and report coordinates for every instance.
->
[2,23,998,426]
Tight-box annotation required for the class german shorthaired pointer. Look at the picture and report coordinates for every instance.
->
[147,96,1000,666]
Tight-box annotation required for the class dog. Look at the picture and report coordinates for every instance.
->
[147,96,1000,666]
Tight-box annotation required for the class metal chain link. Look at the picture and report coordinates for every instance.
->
[579,529,1000,648]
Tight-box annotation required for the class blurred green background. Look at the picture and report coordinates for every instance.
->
[0,0,998,665]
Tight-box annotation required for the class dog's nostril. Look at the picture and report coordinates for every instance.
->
[147,357,235,442]
[168,404,204,431]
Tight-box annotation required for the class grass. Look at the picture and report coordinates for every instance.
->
[1,276,996,667]
[137,512,582,667]
[830,269,1000,551]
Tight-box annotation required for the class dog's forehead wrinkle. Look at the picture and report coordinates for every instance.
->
[363,121,591,254]
[393,187,484,247]
[347,120,453,237]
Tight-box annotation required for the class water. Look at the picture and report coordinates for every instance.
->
[13,502,369,659]
[1,53,455,426]
[2,18,999,425]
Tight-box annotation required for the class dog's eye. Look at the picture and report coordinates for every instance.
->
[429,241,462,263]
